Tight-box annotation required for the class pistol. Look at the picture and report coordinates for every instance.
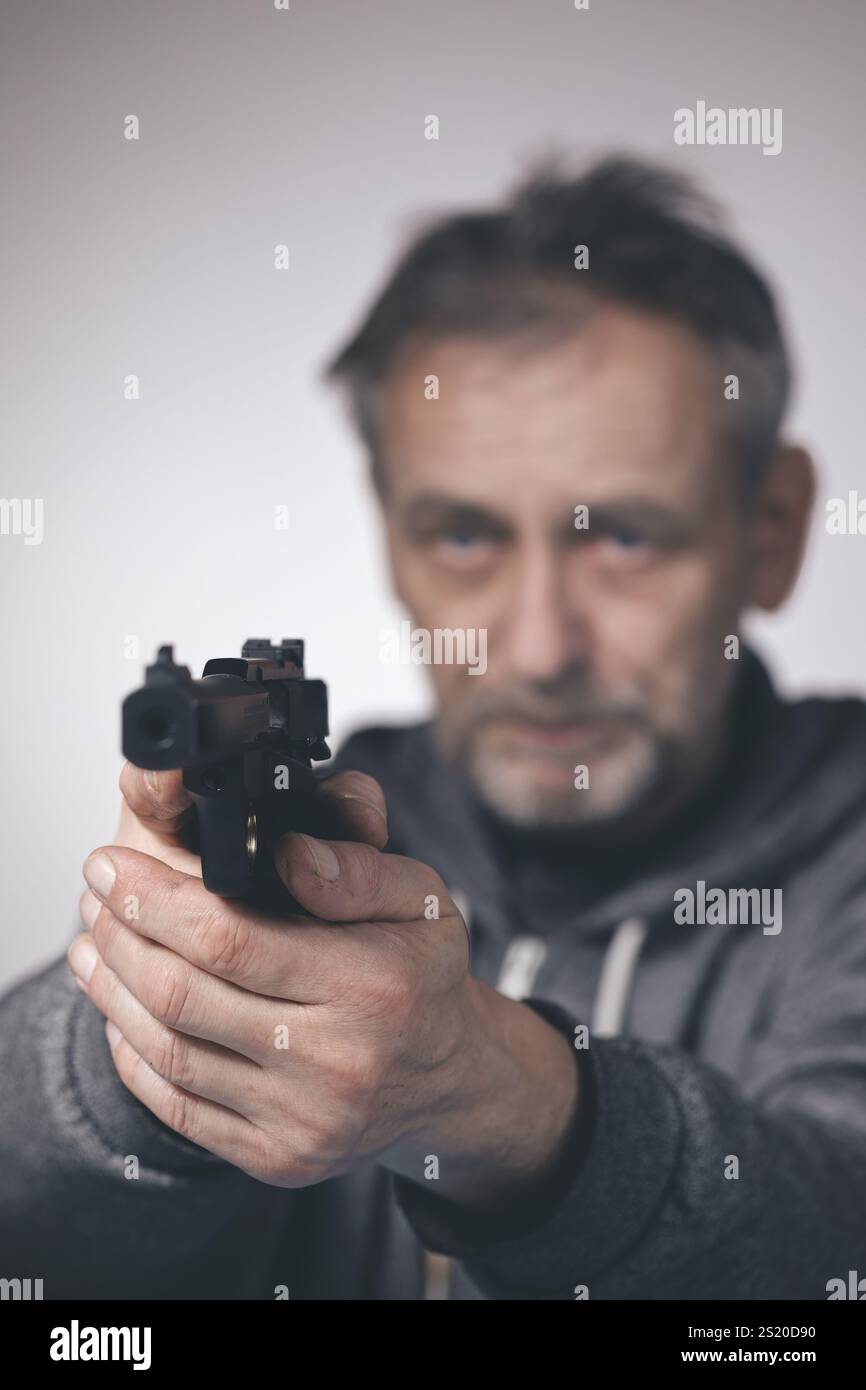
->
[122,638,330,910]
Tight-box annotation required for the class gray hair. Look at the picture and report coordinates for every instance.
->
[326,156,792,504]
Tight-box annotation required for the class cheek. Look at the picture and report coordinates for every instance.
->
[389,541,504,629]
[384,545,497,708]
[426,663,469,714]
[387,542,442,624]
[586,552,743,701]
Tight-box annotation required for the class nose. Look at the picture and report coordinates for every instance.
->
[497,543,590,683]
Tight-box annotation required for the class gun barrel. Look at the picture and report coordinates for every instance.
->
[122,675,271,772]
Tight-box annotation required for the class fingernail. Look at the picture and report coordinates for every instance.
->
[80,890,101,930]
[300,834,341,880]
[69,935,98,984]
[105,1020,122,1048]
[83,853,116,899]
[144,770,160,795]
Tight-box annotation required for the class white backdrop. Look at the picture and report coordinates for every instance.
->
[2,0,864,987]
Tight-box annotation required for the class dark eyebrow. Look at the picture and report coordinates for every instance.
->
[399,492,513,537]
[565,498,695,545]
[398,490,696,545]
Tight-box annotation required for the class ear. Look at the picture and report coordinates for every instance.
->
[746,444,816,612]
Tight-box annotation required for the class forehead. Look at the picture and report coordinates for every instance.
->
[378,304,728,514]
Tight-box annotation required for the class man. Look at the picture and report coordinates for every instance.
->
[2,158,865,1300]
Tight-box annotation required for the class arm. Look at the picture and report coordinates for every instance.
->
[391,897,866,1300]
[59,769,866,1302]
[0,954,284,1299]
[0,762,388,1299]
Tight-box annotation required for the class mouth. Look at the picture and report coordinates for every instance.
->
[484,716,624,755]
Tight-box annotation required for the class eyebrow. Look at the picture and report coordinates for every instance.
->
[399,493,512,535]
[581,500,695,543]
[398,491,695,544]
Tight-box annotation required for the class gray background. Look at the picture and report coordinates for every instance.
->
[1,0,864,988]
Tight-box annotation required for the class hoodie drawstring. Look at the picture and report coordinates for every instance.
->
[591,917,649,1038]
[422,905,648,1299]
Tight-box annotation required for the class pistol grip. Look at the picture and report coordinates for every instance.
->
[192,783,317,915]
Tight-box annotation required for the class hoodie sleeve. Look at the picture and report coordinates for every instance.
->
[0,950,297,1299]
[391,898,866,1300]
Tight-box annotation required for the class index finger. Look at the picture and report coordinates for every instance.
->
[119,763,194,843]
[82,845,359,1000]
[275,833,453,927]
[309,769,389,849]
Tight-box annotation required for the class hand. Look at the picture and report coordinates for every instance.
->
[112,761,391,875]
[70,787,580,1214]
[112,762,200,876]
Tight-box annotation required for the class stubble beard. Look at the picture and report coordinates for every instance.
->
[434,677,732,843]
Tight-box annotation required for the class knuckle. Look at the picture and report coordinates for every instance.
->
[369,964,414,1019]
[330,1043,385,1102]
[352,843,387,902]
[148,963,195,1029]
[293,1109,357,1173]
[244,1086,366,1187]
[232,1116,282,1181]
[240,1134,275,1183]
[245,1135,316,1188]
[196,909,256,979]
[150,1026,193,1089]
[163,1085,200,1145]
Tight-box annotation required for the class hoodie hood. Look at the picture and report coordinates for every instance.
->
[327,649,866,950]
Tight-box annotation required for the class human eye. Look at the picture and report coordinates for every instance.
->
[442,525,486,549]
[605,526,651,552]
[579,521,659,568]
[432,525,498,568]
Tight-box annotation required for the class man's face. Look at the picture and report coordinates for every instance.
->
[377,303,763,833]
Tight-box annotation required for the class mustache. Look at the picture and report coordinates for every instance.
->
[454,687,649,728]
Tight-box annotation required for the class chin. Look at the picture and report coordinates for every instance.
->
[467,736,661,833]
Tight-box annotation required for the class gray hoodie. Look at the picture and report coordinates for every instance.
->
[2,649,865,1300]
